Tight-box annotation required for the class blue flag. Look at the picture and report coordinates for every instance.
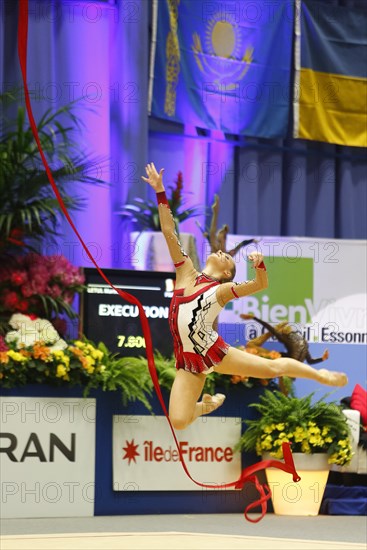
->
[294,0,367,147]
[149,0,294,138]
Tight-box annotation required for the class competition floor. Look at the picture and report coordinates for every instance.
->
[1,514,366,550]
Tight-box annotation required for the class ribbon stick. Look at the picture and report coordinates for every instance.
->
[17,0,300,522]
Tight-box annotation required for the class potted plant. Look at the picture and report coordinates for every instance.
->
[0,92,108,334]
[0,92,105,256]
[236,389,353,515]
[119,171,202,271]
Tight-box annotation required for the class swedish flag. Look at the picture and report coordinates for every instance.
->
[149,0,294,138]
[294,0,367,147]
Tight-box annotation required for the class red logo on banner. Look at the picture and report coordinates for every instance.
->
[121,439,234,465]
[122,439,140,464]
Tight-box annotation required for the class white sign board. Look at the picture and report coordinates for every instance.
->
[113,415,241,491]
[222,236,367,342]
[0,397,96,518]
[220,236,367,397]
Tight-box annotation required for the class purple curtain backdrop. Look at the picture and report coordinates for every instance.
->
[1,0,366,275]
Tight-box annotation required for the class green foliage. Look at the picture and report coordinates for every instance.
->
[236,389,353,466]
[96,344,153,410]
[150,351,176,391]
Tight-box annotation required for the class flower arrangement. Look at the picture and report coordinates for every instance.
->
[120,171,202,231]
[236,389,353,466]
[0,254,85,332]
[0,314,152,409]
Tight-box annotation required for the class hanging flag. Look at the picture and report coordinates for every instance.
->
[149,0,294,138]
[294,0,367,147]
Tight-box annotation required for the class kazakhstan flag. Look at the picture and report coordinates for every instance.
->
[294,0,367,147]
[149,0,294,138]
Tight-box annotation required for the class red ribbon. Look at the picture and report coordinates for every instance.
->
[17,0,300,522]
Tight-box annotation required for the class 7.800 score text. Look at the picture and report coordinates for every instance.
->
[117,335,146,348]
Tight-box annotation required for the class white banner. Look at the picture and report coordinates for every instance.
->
[0,397,96,518]
[113,415,241,491]
[222,236,367,343]
[219,235,367,397]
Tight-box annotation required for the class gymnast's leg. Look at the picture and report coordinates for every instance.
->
[169,369,226,430]
[214,347,348,386]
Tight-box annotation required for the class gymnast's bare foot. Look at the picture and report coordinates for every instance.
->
[202,393,226,414]
[318,369,348,387]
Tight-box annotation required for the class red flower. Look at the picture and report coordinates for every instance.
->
[63,290,75,304]
[10,271,28,286]
[1,253,84,320]
[17,300,29,313]
[48,284,62,298]
[3,291,19,310]
[0,335,9,352]
[20,283,34,297]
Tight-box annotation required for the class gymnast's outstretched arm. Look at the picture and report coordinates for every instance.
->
[216,254,268,307]
[141,163,196,279]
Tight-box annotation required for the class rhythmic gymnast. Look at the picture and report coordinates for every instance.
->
[142,163,348,431]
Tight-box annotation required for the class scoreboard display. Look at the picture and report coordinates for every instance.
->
[80,269,175,358]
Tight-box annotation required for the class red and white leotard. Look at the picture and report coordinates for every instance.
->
[169,278,230,374]
[155,188,266,374]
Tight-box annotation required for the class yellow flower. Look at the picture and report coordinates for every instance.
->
[260,437,272,451]
[74,340,85,349]
[329,445,353,466]
[82,356,95,374]
[271,448,283,459]
[56,364,67,378]
[7,350,28,363]
[322,426,329,436]
[260,435,273,451]
[294,426,306,442]
[301,440,311,453]
[82,356,95,373]
[264,425,274,434]
[309,435,324,446]
[52,350,70,367]
[91,349,103,361]
[276,423,285,431]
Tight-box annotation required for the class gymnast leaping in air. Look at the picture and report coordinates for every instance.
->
[142,163,348,431]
